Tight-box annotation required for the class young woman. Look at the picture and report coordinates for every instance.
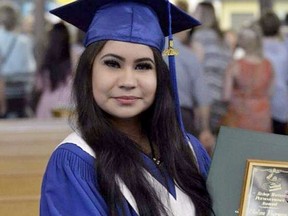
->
[40,1,213,215]
[35,22,73,118]
[190,2,231,135]
[222,24,274,132]
[259,11,288,135]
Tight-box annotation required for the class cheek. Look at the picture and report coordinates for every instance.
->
[92,80,101,105]
[151,80,157,96]
[92,70,106,103]
[92,72,98,95]
[143,75,157,98]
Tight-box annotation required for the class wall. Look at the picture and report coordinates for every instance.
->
[220,0,288,31]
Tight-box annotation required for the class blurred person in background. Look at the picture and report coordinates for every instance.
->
[223,29,238,57]
[173,0,215,155]
[71,29,85,73]
[222,24,274,132]
[190,1,231,135]
[281,13,288,44]
[0,1,36,118]
[0,79,6,117]
[35,22,73,118]
[259,10,288,135]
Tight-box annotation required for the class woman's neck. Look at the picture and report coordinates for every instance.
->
[111,118,142,138]
[110,118,145,147]
[110,117,158,159]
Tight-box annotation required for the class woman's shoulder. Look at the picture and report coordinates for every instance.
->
[46,132,96,180]
[55,132,95,160]
[59,132,94,153]
[41,133,108,215]
[186,134,211,178]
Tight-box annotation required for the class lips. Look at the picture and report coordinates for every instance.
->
[113,96,140,105]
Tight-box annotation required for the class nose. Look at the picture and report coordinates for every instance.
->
[118,68,137,90]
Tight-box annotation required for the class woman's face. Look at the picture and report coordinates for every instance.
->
[92,40,157,121]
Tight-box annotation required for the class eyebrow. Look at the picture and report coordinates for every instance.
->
[100,54,155,65]
[100,54,124,61]
[135,58,155,65]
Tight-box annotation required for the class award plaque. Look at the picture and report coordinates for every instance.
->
[239,160,288,216]
[207,127,288,215]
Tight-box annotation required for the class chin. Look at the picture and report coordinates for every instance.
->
[107,110,144,120]
[113,113,141,119]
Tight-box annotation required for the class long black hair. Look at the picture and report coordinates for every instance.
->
[195,2,223,39]
[41,22,71,91]
[73,41,213,216]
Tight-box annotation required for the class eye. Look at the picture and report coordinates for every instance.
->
[135,63,153,70]
[103,59,120,68]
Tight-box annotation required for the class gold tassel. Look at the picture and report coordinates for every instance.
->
[163,39,179,56]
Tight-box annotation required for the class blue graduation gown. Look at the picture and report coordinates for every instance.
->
[40,132,210,215]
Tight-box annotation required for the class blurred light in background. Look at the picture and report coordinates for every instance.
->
[55,0,74,5]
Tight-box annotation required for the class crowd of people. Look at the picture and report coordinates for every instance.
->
[0,1,36,118]
[221,9,288,137]
[0,0,288,149]
[171,1,288,155]
[0,1,83,119]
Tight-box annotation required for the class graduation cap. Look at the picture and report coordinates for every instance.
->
[50,0,200,135]
[50,0,199,50]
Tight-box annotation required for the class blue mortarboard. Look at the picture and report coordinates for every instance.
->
[50,0,200,51]
[50,0,202,145]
